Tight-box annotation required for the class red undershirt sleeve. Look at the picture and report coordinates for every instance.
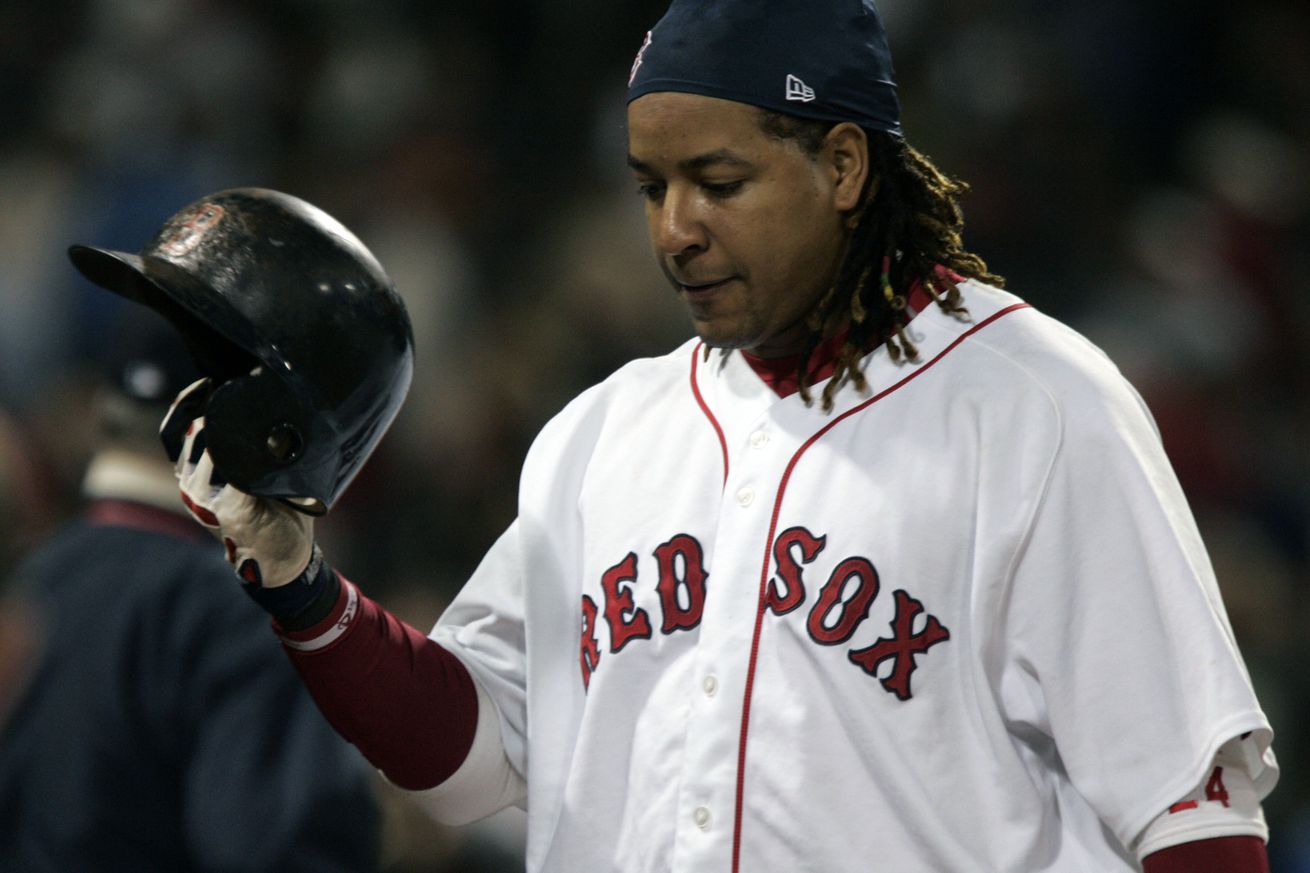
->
[1142,836,1269,873]
[274,575,480,790]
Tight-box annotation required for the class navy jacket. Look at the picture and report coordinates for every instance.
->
[0,498,380,872]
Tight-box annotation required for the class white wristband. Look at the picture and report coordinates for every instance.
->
[279,579,360,653]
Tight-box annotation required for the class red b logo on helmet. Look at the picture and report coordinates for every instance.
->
[160,203,225,258]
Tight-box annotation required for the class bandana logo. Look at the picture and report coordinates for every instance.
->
[785,74,816,103]
[629,30,653,85]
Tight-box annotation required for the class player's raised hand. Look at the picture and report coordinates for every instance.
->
[162,378,314,588]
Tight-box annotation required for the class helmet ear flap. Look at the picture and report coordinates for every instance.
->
[203,368,324,508]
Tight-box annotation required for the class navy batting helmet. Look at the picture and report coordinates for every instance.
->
[68,187,414,515]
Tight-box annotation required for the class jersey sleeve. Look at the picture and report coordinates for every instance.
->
[401,673,528,825]
[1134,736,1269,860]
[431,520,531,780]
[427,376,623,789]
[992,353,1276,851]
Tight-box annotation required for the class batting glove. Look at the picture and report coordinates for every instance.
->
[161,378,315,588]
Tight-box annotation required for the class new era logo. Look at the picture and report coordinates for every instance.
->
[785,74,815,103]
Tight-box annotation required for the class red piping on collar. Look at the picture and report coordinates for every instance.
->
[690,348,730,487]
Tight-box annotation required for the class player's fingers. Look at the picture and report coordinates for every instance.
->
[176,422,227,530]
[160,377,212,463]
[179,489,221,530]
[179,450,222,531]
[191,442,221,499]
[173,416,204,481]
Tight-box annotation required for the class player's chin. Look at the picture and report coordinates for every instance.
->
[687,318,756,352]
[682,302,751,348]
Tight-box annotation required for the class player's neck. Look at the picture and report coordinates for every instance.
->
[739,270,946,399]
[739,329,850,399]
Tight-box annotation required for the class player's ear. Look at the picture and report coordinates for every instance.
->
[825,122,869,214]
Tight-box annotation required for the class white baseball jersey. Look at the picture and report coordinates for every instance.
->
[431,280,1276,872]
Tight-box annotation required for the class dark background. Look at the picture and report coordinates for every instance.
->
[1,0,1307,869]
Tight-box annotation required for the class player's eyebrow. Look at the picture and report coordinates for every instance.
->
[627,149,756,175]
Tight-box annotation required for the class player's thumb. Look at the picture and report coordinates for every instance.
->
[215,487,315,588]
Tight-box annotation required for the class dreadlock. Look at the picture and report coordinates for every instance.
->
[757,110,1005,411]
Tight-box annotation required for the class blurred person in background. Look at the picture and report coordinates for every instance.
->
[0,413,45,582]
[0,303,381,873]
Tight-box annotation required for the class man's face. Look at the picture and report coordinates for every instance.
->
[627,91,860,358]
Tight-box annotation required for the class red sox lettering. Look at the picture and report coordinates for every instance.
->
[579,533,708,689]
[579,527,950,698]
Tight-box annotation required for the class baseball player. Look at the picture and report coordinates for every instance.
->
[0,304,380,872]
[75,2,1277,872]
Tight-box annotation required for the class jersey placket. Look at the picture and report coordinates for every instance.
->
[670,349,801,871]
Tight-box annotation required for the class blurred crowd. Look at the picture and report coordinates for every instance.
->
[1,0,1307,870]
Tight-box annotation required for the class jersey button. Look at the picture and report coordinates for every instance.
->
[702,675,718,697]
[693,806,712,829]
[735,487,755,507]
[749,430,769,448]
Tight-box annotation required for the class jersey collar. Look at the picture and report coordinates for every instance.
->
[740,273,940,399]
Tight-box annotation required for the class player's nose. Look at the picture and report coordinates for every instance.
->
[652,186,708,257]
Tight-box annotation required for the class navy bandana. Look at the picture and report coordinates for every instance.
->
[627,0,902,136]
